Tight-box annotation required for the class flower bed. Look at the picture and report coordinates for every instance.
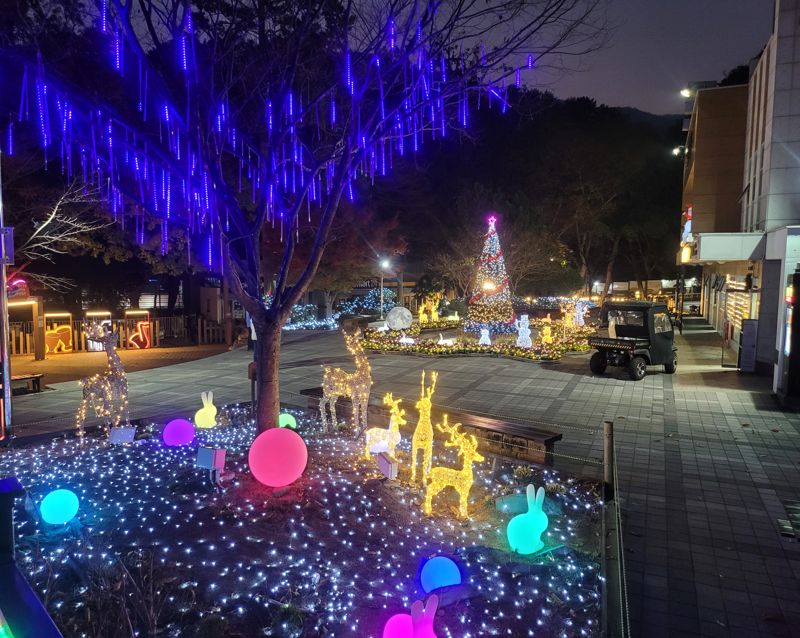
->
[2,410,603,637]
[363,325,595,361]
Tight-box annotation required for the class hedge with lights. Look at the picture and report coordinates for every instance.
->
[362,325,594,360]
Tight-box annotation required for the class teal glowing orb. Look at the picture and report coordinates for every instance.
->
[40,489,79,525]
[278,413,297,429]
[420,556,461,593]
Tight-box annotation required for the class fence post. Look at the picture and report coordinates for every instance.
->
[603,420,614,501]
[0,477,23,564]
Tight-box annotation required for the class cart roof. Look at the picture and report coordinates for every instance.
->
[603,301,669,312]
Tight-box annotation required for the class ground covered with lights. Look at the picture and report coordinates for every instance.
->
[1,409,603,637]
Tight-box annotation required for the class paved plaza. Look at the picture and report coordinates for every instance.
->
[5,321,800,637]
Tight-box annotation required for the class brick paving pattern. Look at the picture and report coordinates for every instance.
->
[4,320,800,637]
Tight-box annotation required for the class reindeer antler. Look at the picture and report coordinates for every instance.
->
[437,414,464,445]
[427,371,438,397]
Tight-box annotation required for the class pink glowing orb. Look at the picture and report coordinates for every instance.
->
[248,428,308,487]
[382,613,413,638]
[162,418,196,446]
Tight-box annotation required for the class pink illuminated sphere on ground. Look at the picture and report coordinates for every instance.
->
[248,428,308,487]
[162,418,196,446]
[383,613,413,638]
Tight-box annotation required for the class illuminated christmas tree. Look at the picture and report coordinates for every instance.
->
[466,216,515,333]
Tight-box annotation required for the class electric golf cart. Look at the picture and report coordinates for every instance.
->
[588,301,677,380]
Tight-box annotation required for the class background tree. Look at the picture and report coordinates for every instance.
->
[428,184,577,297]
[307,206,406,317]
[405,93,682,298]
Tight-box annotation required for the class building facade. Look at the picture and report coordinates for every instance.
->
[680,83,752,347]
[680,0,800,389]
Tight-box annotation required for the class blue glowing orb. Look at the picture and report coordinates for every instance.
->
[420,555,462,593]
[39,489,79,525]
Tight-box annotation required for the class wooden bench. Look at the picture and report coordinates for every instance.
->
[299,387,562,466]
[2,374,45,394]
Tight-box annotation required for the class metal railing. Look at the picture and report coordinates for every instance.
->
[7,316,228,356]
[602,420,631,638]
[0,476,63,638]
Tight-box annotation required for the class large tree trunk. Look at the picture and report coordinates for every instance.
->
[166,276,180,314]
[254,317,282,432]
[601,238,621,303]
[578,258,590,295]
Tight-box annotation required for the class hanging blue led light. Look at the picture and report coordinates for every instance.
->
[0,2,540,283]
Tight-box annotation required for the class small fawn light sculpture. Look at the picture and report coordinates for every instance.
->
[411,370,438,484]
[364,393,406,459]
[320,330,372,433]
[76,322,129,437]
[424,415,484,518]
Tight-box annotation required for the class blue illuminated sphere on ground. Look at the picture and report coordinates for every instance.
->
[420,555,462,593]
[39,489,79,525]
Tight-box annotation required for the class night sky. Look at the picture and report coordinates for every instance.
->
[547,0,774,115]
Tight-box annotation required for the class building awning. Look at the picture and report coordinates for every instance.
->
[680,232,764,264]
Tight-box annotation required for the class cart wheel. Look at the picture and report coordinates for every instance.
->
[589,352,607,375]
[628,356,647,381]
[664,353,677,374]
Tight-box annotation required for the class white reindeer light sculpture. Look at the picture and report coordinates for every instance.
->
[320,330,372,433]
[76,322,129,437]
[364,393,406,459]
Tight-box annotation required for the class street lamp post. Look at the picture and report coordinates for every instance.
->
[0,152,11,443]
[379,258,390,320]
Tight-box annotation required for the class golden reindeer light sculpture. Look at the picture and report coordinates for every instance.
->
[320,330,372,433]
[410,370,438,484]
[364,393,406,459]
[76,322,129,437]
[424,415,485,517]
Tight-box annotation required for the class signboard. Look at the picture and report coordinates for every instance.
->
[740,319,758,373]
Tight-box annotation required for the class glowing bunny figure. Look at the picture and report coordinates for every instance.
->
[478,328,491,345]
[194,391,218,428]
[364,393,406,459]
[506,484,549,555]
[437,333,455,346]
[411,371,438,484]
[382,594,439,638]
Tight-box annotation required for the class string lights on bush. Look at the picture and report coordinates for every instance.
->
[0,406,603,636]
